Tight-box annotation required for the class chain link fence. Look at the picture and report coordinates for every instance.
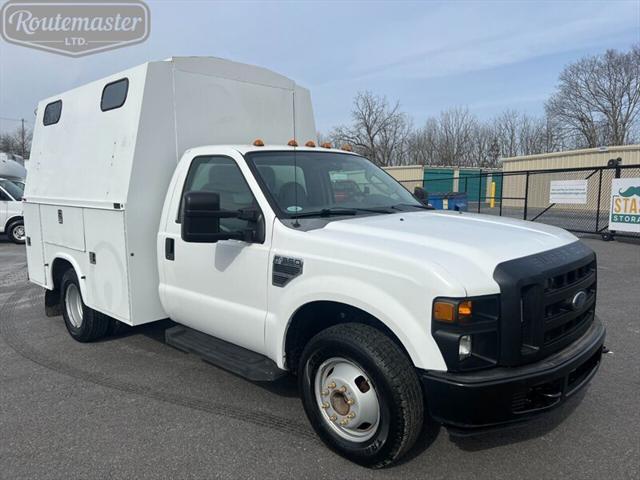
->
[396,164,640,240]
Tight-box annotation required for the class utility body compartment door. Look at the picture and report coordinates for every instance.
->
[23,203,46,285]
[159,153,270,355]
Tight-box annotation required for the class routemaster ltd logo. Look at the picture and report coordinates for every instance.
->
[1,0,150,57]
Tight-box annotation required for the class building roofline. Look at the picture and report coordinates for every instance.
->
[501,144,640,162]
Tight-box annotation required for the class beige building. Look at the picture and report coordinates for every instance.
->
[500,145,640,210]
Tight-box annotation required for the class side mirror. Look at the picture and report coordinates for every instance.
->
[181,191,243,243]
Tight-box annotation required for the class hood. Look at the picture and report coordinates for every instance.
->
[315,210,578,295]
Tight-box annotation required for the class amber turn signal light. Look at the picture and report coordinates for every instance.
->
[433,301,456,323]
[458,300,473,318]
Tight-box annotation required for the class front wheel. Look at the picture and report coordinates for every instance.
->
[8,221,25,244]
[298,323,424,468]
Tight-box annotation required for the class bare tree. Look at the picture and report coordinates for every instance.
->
[0,124,32,159]
[330,91,412,166]
[545,45,640,147]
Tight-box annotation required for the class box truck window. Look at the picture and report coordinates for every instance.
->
[179,156,257,232]
[101,78,129,112]
[43,100,62,126]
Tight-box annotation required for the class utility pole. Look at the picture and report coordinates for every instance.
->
[20,118,26,160]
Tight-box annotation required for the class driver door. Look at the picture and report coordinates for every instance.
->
[161,155,270,354]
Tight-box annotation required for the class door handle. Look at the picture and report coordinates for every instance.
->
[165,238,175,261]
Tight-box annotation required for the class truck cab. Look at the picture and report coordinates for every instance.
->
[0,178,25,243]
[24,57,605,468]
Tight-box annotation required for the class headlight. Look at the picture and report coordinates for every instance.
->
[431,295,500,371]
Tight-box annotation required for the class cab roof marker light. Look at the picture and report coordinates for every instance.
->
[252,138,265,147]
[341,144,352,152]
[305,141,316,148]
[288,139,298,147]
[321,142,332,149]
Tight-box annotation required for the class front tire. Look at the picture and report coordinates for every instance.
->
[60,269,110,342]
[8,221,25,244]
[299,323,424,468]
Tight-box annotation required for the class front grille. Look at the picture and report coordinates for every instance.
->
[494,241,598,366]
[542,260,597,346]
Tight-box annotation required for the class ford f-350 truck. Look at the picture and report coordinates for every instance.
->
[24,57,605,468]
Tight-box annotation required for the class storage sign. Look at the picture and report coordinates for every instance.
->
[609,178,640,233]
[1,0,150,57]
[549,180,588,204]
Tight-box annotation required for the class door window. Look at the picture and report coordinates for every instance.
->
[179,156,258,232]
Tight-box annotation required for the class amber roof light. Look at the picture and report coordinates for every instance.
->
[341,144,353,152]
[288,139,298,147]
[305,141,316,147]
[321,142,332,149]
[253,138,265,147]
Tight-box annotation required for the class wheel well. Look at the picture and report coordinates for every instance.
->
[5,215,23,232]
[45,258,74,314]
[284,301,412,374]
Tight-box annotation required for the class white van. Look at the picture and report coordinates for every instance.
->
[0,178,25,243]
[24,57,605,467]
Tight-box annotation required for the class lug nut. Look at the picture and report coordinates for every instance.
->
[347,412,356,419]
[337,386,347,393]
[321,402,329,409]
[329,415,337,421]
[321,390,329,396]
[346,398,355,405]
[339,419,349,426]
[327,382,336,389]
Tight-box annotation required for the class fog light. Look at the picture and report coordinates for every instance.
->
[459,335,472,360]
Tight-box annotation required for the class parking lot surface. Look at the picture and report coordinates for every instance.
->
[0,236,638,479]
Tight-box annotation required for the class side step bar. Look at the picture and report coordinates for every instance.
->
[165,325,287,382]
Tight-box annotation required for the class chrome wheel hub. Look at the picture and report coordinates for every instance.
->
[314,357,380,442]
[65,284,84,328]
[13,225,25,240]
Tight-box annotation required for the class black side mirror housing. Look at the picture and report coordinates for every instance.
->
[181,191,243,243]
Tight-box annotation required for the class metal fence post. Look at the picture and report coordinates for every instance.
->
[523,172,530,220]
[595,169,603,232]
[499,171,504,217]
[477,168,482,213]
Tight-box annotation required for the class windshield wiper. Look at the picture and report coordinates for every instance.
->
[391,203,434,211]
[290,208,358,218]
[290,207,394,219]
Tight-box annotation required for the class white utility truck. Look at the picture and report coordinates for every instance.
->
[25,57,605,467]
[0,178,25,243]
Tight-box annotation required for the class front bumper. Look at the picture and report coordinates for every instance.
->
[420,316,605,431]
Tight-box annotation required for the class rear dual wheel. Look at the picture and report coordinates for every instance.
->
[299,323,424,468]
[60,269,111,342]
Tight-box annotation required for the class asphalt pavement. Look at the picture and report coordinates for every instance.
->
[0,235,638,479]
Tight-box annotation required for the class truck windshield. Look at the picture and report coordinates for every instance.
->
[245,151,422,217]
[0,179,23,201]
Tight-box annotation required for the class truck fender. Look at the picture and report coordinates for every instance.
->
[267,275,447,372]
[47,253,89,301]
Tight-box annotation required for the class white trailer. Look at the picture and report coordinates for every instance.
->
[25,56,315,324]
[25,57,605,468]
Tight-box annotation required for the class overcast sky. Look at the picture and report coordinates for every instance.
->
[1,0,638,134]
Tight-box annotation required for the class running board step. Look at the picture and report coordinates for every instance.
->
[165,325,287,382]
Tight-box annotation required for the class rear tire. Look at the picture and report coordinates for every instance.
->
[298,323,423,468]
[8,221,25,244]
[60,269,110,342]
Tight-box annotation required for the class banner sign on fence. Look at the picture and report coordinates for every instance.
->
[609,178,640,233]
[549,180,588,204]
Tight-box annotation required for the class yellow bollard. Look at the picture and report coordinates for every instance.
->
[490,182,496,208]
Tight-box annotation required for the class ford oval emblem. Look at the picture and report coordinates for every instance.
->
[571,291,588,310]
